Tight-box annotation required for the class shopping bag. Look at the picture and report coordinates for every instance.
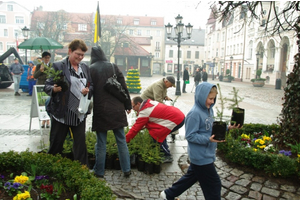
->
[185,80,190,84]
[78,94,91,114]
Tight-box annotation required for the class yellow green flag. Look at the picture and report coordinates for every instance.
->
[94,1,101,44]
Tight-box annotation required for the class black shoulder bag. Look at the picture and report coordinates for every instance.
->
[104,63,129,103]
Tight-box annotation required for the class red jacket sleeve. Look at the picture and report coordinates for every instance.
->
[126,116,149,143]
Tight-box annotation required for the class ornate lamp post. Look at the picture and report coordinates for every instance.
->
[256,52,260,79]
[21,26,30,63]
[230,56,233,82]
[212,58,215,80]
[165,14,193,96]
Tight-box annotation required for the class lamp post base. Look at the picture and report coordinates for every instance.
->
[175,80,181,96]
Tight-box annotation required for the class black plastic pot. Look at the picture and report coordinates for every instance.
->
[105,155,115,169]
[153,163,161,174]
[231,108,245,126]
[137,156,145,172]
[144,162,154,174]
[212,121,227,141]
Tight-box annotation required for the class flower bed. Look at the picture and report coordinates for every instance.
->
[217,123,300,179]
[0,151,113,199]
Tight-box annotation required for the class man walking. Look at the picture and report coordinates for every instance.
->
[194,67,201,86]
[182,66,189,93]
[9,58,24,96]
[202,68,208,82]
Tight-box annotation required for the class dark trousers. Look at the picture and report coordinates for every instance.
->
[48,117,88,166]
[165,162,221,200]
[182,82,187,92]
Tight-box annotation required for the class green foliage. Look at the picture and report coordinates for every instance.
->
[225,87,244,109]
[250,69,266,82]
[106,131,118,158]
[225,69,230,75]
[287,141,300,154]
[0,151,113,199]
[215,83,230,122]
[44,67,63,82]
[277,52,300,147]
[85,130,97,156]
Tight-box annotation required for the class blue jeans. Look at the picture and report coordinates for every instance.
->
[164,162,221,200]
[28,80,36,95]
[13,75,21,93]
[93,127,131,176]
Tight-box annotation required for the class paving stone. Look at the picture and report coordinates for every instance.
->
[281,192,300,200]
[222,179,234,188]
[218,170,231,179]
[264,180,279,189]
[230,168,244,176]
[230,185,248,194]
[235,179,251,187]
[250,182,263,191]
[280,184,296,192]
[227,175,239,183]
[248,190,262,200]
[261,187,280,197]
[225,191,242,200]
[262,194,277,200]
[252,176,265,183]
[240,173,254,180]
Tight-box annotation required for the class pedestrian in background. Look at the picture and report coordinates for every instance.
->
[194,67,201,86]
[44,39,93,166]
[182,66,189,93]
[34,52,52,128]
[9,58,24,96]
[26,61,36,96]
[89,46,132,178]
[141,76,175,103]
[202,68,208,82]
[126,96,185,163]
[160,82,240,200]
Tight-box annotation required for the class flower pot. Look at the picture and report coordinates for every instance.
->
[105,155,115,169]
[55,76,69,92]
[231,108,245,126]
[130,153,138,168]
[88,155,96,170]
[114,158,121,170]
[252,80,265,87]
[144,162,154,174]
[137,156,145,172]
[212,121,227,141]
[153,163,161,174]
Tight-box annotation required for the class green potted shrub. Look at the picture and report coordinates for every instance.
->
[85,130,97,169]
[225,87,245,126]
[212,83,230,141]
[106,131,118,169]
[45,68,69,91]
[251,69,266,87]
[222,69,234,82]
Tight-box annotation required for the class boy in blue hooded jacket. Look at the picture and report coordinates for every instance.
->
[160,82,240,200]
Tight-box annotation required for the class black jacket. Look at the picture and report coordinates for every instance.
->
[44,58,93,118]
[183,69,189,81]
[89,46,131,131]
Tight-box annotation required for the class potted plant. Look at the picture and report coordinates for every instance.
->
[45,68,69,92]
[225,87,245,127]
[212,83,229,141]
[251,69,266,87]
[221,69,234,82]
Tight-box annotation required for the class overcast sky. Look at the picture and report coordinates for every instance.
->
[15,0,212,29]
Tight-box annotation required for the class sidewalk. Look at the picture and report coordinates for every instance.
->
[1,75,299,199]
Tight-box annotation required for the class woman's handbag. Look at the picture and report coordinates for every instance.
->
[104,63,129,103]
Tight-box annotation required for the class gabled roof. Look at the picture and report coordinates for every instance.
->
[114,37,150,56]
[102,15,164,27]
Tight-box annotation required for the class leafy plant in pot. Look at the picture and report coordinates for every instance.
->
[45,68,69,92]
[212,83,230,141]
[251,69,266,87]
[225,87,245,127]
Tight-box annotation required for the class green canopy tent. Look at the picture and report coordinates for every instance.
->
[18,37,63,51]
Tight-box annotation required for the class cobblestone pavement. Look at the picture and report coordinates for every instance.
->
[1,75,299,199]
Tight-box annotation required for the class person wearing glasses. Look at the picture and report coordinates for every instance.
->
[160,82,240,200]
[44,39,93,167]
[126,96,185,163]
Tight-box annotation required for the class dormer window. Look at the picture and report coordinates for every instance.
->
[134,19,139,25]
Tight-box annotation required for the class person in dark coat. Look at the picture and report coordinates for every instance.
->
[194,67,201,86]
[89,46,132,178]
[44,39,93,166]
[202,69,208,82]
[182,66,189,93]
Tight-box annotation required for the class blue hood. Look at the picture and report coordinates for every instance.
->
[194,82,217,110]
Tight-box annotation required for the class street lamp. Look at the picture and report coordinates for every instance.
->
[230,56,233,83]
[212,58,215,80]
[165,14,193,96]
[256,52,260,79]
[21,26,30,63]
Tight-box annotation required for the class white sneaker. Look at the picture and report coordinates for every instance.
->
[160,191,167,199]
